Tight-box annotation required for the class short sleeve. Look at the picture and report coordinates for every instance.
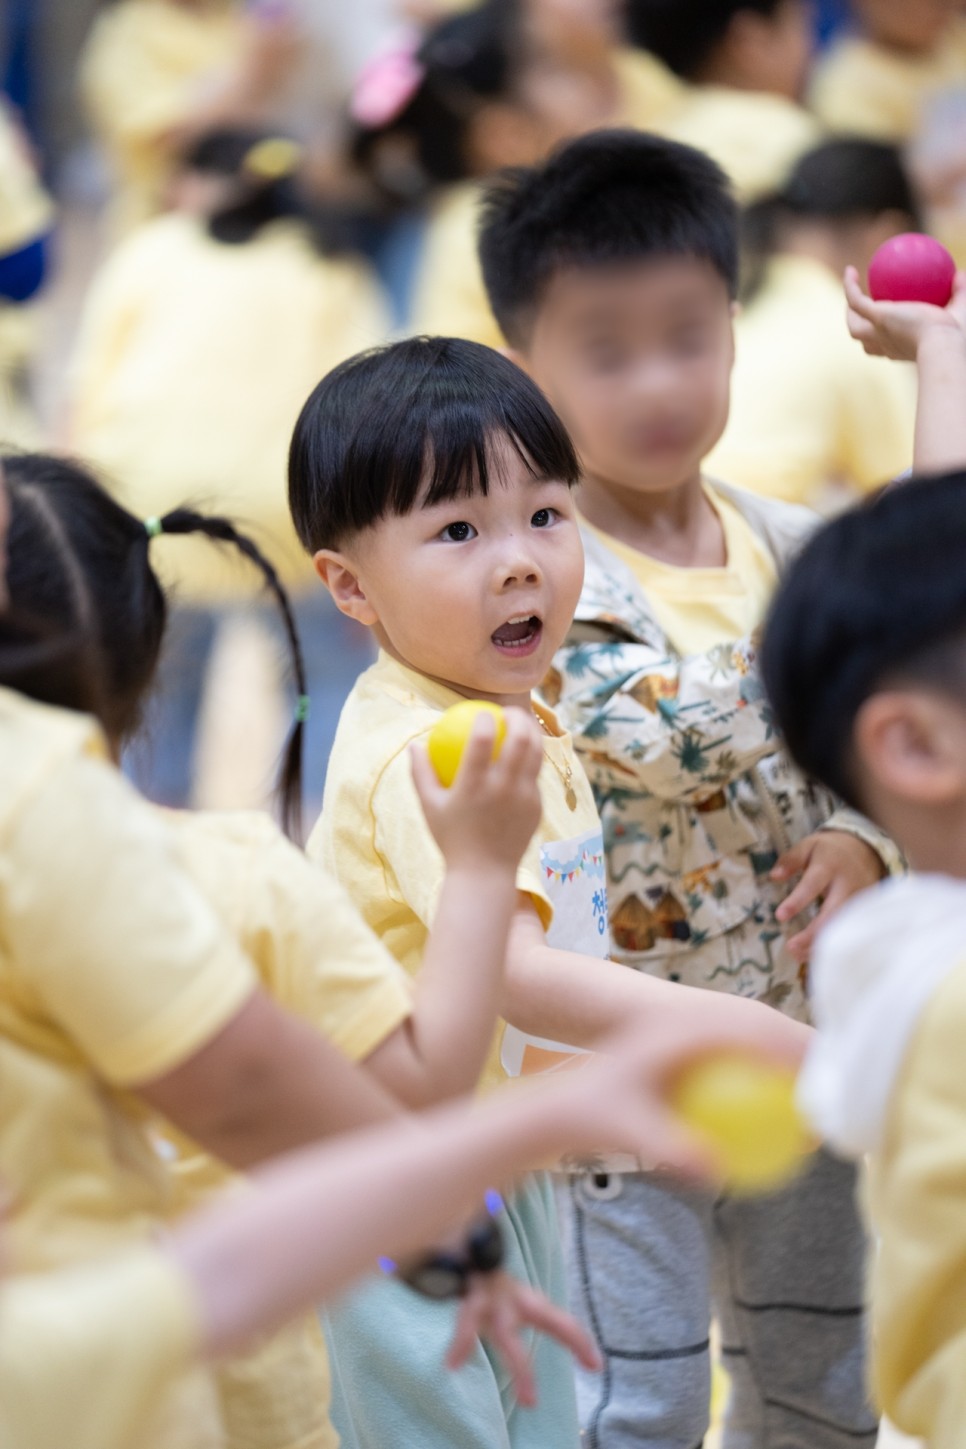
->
[237,824,415,1063]
[0,1249,201,1449]
[372,743,555,935]
[4,754,258,1084]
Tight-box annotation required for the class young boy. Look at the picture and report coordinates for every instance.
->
[287,334,808,1449]
[761,467,966,1449]
[478,128,899,1447]
[630,0,821,200]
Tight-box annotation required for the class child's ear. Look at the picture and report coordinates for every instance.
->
[854,690,966,806]
[313,550,378,626]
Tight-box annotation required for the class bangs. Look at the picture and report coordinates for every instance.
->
[289,336,581,551]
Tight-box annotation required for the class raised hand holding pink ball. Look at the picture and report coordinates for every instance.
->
[868,232,956,307]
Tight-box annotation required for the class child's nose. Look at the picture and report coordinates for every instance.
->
[495,539,541,589]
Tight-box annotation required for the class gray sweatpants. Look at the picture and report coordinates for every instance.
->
[557,1149,877,1449]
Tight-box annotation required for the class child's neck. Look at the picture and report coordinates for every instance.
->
[577,469,727,568]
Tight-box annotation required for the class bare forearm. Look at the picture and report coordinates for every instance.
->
[914,328,966,474]
[372,865,517,1106]
[169,1085,575,1357]
[503,923,808,1058]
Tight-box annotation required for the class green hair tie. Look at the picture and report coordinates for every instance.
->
[144,516,163,539]
[294,694,311,724]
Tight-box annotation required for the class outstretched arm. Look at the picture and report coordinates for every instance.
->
[169,1003,803,1360]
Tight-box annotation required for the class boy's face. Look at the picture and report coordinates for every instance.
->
[854,0,957,52]
[315,438,585,708]
[513,256,735,500]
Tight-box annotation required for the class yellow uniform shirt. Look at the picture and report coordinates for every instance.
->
[0,100,55,450]
[159,809,414,1449]
[69,213,387,602]
[0,688,258,1447]
[582,482,778,656]
[866,959,966,1445]
[658,87,822,202]
[411,49,683,346]
[0,1249,203,1449]
[310,652,604,1094]
[810,24,966,141]
[707,255,916,508]
[79,0,245,235]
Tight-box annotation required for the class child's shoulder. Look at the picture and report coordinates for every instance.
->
[325,654,454,806]
[0,687,109,836]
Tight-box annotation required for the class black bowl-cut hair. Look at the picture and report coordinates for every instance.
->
[288,335,581,552]
[761,472,966,813]
[478,129,738,349]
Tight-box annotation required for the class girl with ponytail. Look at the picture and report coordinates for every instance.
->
[708,137,922,509]
[69,123,387,814]
[1,449,574,1449]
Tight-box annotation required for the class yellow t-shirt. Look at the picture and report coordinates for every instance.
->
[309,652,605,1094]
[707,255,916,508]
[657,87,822,202]
[0,99,54,256]
[582,482,778,655]
[866,958,966,1444]
[0,100,55,450]
[159,809,414,1449]
[810,24,966,141]
[69,212,387,602]
[0,688,257,1446]
[79,0,245,235]
[0,1249,203,1449]
[411,49,684,348]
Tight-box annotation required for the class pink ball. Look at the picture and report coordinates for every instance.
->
[868,232,956,307]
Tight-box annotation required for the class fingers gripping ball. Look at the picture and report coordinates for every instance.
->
[671,1055,814,1195]
[868,232,956,307]
[427,701,507,787]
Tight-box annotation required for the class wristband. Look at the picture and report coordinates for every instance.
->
[379,1192,505,1301]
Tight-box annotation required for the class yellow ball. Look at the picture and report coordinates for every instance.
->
[672,1054,813,1195]
[427,701,507,787]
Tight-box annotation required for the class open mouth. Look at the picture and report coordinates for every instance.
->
[491,614,543,656]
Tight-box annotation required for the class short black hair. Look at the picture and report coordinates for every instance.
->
[478,129,738,348]
[287,335,580,552]
[741,138,922,302]
[627,0,788,80]
[761,473,966,812]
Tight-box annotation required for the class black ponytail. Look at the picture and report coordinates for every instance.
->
[740,138,923,304]
[181,127,346,256]
[158,508,308,842]
[4,453,308,842]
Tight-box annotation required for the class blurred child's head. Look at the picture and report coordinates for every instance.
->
[850,0,959,55]
[169,125,344,253]
[350,1,565,201]
[288,335,584,706]
[479,129,738,498]
[3,451,308,836]
[761,474,966,872]
[627,0,813,99]
[741,137,922,301]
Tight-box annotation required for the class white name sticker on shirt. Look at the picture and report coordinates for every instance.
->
[501,827,608,1078]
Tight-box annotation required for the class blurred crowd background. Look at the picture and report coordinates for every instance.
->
[1,0,963,827]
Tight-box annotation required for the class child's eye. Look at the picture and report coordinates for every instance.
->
[531,508,557,529]
[439,521,476,542]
